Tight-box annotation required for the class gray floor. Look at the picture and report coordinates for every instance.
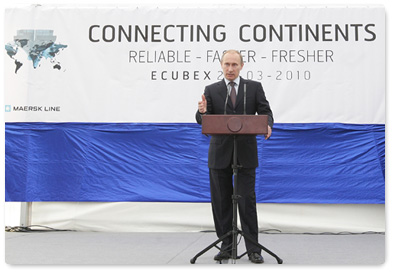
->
[5,231,385,265]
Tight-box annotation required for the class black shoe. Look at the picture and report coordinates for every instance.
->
[214,251,231,261]
[248,252,264,264]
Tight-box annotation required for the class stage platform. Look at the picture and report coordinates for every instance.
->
[5,231,385,265]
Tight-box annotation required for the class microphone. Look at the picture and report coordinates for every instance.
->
[224,83,231,115]
[244,83,247,115]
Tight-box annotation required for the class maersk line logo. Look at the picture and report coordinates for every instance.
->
[4,29,67,74]
[5,105,61,112]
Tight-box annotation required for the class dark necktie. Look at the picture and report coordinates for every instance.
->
[229,82,236,108]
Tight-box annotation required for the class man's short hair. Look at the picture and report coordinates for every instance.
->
[221,50,244,64]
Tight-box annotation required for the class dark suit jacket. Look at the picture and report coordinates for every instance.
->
[196,77,274,169]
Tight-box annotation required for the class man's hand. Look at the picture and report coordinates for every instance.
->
[198,94,207,114]
[265,126,272,140]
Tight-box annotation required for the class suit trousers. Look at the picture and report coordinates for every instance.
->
[209,166,261,254]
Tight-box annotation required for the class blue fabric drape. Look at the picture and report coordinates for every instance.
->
[5,122,384,203]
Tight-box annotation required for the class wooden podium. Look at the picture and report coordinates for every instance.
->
[190,114,282,264]
[202,115,268,135]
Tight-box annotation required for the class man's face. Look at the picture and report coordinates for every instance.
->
[221,52,244,81]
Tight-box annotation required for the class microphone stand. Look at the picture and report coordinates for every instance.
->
[190,133,283,264]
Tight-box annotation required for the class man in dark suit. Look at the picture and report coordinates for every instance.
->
[196,50,273,264]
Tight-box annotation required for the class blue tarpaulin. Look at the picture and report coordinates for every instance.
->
[5,122,385,203]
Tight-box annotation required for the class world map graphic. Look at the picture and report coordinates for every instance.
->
[5,30,67,74]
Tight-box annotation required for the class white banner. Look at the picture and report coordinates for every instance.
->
[4,5,385,124]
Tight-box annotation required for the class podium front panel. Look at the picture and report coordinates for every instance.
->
[202,115,268,135]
